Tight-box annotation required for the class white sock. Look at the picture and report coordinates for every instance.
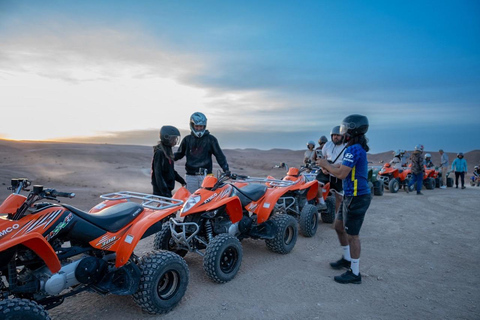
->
[342,245,351,261]
[351,258,360,275]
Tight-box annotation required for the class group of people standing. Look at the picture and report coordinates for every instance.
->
[153,112,373,285]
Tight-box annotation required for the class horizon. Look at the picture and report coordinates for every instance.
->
[1,1,479,153]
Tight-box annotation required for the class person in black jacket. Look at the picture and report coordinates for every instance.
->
[151,125,186,197]
[175,112,229,193]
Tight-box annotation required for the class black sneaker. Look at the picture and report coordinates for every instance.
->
[334,269,362,284]
[329,257,351,270]
[417,191,423,195]
[461,186,466,189]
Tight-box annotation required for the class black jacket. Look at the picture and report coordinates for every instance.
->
[174,131,229,175]
[151,144,186,197]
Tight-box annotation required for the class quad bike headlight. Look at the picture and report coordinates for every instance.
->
[182,195,200,213]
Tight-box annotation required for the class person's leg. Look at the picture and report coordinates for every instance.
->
[416,173,423,193]
[460,172,465,188]
[185,175,204,193]
[441,167,447,186]
[455,172,460,188]
[330,200,350,269]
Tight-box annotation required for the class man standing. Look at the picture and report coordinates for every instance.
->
[407,144,425,195]
[318,114,372,284]
[175,112,229,193]
[439,149,449,189]
[451,152,468,189]
[317,126,346,215]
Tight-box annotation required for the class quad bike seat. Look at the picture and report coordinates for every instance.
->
[63,202,144,233]
[234,184,268,206]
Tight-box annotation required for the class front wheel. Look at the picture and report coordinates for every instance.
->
[373,180,384,196]
[265,214,298,254]
[153,224,188,257]
[133,251,189,315]
[299,204,319,237]
[389,179,400,193]
[0,298,50,320]
[203,233,243,283]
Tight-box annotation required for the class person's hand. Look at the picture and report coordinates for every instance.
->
[224,170,231,177]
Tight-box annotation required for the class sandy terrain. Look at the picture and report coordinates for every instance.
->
[0,140,479,320]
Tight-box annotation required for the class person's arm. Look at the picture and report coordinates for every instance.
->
[175,170,186,186]
[317,158,351,179]
[174,137,187,161]
[211,136,229,172]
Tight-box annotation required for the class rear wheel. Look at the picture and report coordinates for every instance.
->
[388,179,400,193]
[153,224,188,257]
[435,177,441,188]
[203,233,243,283]
[424,177,435,190]
[447,177,453,187]
[321,196,335,223]
[299,204,319,237]
[0,298,50,320]
[265,214,298,254]
[133,251,189,314]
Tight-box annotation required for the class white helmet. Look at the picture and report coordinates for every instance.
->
[190,112,207,138]
[424,153,431,159]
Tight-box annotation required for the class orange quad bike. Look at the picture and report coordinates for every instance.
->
[377,163,414,193]
[275,162,335,225]
[0,178,189,319]
[153,172,298,284]
[423,166,439,189]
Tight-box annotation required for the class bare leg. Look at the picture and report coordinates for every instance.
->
[348,235,361,259]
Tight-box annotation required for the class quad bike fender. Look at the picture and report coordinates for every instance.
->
[0,233,61,273]
[212,197,243,224]
[252,188,291,224]
[173,186,190,201]
[298,180,318,201]
[0,194,27,215]
[104,206,183,268]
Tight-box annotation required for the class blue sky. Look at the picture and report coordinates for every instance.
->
[0,0,479,153]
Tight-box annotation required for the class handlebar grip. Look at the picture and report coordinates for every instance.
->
[52,191,76,198]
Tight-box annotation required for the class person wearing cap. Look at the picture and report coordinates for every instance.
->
[451,152,468,189]
[438,149,449,189]
[304,140,317,165]
[175,112,229,193]
[315,136,328,159]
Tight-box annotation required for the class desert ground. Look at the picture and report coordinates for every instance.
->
[0,140,479,320]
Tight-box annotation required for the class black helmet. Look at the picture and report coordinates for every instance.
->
[318,136,328,145]
[160,125,181,147]
[190,112,207,138]
[340,114,369,137]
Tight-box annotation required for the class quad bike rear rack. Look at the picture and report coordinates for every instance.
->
[99,191,183,210]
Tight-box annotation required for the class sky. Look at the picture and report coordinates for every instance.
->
[0,0,479,153]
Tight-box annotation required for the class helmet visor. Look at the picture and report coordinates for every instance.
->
[339,123,349,135]
[168,135,180,147]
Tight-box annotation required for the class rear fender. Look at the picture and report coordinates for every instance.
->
[0,233,61,273]
[251,188,289,224]
[90,206,182,268]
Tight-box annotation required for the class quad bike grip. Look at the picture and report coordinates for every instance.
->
[52,190,76,198]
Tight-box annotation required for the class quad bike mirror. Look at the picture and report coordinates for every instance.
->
[33,185,44,195]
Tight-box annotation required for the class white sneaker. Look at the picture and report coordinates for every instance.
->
[440,186,447,189]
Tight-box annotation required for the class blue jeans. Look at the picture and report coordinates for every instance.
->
[408,172,423,193]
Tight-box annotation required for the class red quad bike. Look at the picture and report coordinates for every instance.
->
[153,172,298,284]
[275,162,335,225]
[0,178,189,319]
[377,163,414,193]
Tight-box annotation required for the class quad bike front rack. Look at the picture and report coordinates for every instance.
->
[239,177,295,188]
[99,191,183,210]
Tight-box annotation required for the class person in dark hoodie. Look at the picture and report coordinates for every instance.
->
[175,112,229,193]
[151,125,186,197]
[407,144,425,195]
